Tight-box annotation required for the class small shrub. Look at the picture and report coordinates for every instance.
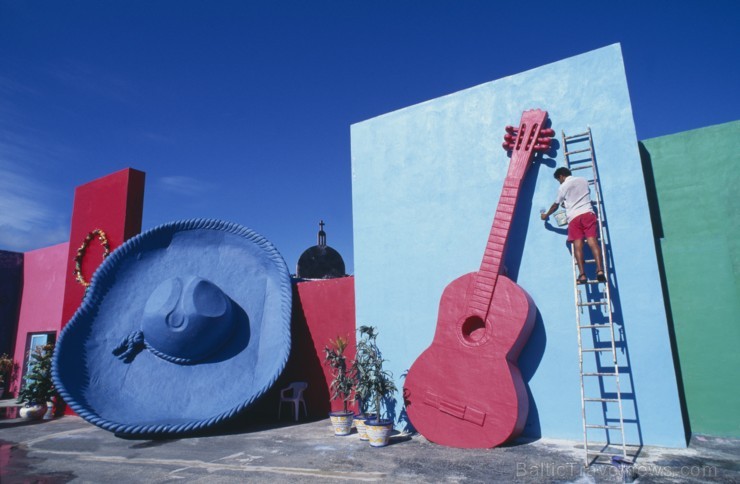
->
[324,335,354,413]
[17,344,57,406]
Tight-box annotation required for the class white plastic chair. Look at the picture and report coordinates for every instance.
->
[278,382,308,421]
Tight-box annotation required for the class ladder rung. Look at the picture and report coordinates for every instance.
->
[582,372,618,377]
[564,132,590,140]
[586,424,623,430]
[577,278,604,285]
[582,347,612,352]
[571,165,594,172]
[579,324,611,329]
[567,156,593,163]
[586,450,626,457]
[578,301,608,307]
[584,397,620,402]
[585,441,626,447]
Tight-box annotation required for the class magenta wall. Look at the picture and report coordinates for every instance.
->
[9,242,68,394]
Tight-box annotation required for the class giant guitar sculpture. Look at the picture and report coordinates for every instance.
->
[404,109,554,448]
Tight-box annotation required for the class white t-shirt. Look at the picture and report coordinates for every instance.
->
[555,176,594,222]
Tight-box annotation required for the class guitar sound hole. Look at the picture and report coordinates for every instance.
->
[460,316,487,344]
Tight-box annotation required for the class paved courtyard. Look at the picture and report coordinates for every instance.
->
[0,415,738,483]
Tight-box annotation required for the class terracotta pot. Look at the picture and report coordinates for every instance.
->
[329,411,354,436]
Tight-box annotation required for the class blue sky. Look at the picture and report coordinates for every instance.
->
[1,1,738,273]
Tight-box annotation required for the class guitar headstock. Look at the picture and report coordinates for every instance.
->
[501,109,554,154]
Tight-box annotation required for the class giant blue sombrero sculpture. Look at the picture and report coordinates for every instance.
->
[52,219,293,438]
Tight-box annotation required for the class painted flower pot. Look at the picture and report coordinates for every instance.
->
[19,404,46,420]
[329,411,354,436]
[365,419,393,447]
[354,416,369,440]
[354,413,376,440]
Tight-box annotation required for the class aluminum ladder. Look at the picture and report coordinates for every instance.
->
[562,127,627,467]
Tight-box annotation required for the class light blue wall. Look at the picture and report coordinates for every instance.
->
[350,44,686,447]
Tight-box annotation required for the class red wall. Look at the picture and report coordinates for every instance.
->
[295,276,357,414]
[9,243,69,394]
[254,276,356,420]
[61,168,145,327]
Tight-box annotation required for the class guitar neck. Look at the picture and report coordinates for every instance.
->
[466,109,549,317]
[467,175,524,316]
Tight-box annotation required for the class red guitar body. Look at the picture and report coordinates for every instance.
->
[404,109,552,448]
[405,273,535,448]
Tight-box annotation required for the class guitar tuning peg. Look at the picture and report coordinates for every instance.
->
[505,125,518,134]
[538,128,555,137]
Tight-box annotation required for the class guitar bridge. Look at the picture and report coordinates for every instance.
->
[424,390,486,426]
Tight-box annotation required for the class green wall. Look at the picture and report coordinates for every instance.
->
[642,120,740,437]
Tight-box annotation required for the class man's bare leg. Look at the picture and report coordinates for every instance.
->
[572,239,586,282]
[586,236,604,273]
[586,236,606,281]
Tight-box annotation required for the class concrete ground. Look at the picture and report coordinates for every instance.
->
[1,415,738,483]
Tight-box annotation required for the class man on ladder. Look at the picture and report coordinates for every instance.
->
[541,167,606,284]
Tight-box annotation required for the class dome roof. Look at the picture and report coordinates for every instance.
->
[296,221,346,279]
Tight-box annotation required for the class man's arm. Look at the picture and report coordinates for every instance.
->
[540,202,559,220]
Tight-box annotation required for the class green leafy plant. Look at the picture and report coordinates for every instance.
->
[0,353,13,386]
[353,325,396,423]
[17,344,57,406]
[324,335,354,413]
[352,351,370,417]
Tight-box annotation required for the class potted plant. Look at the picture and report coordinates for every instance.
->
[17,343,57,419]
[354,325,397,447]
[324,335,355,436]
[351,396,373,441]
[0,353,14,399]
[351,337,375,441]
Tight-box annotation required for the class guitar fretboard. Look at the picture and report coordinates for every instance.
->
[465,109,548,318]
[468,176,521,315]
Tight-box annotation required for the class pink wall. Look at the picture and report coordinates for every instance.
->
[9,242,69,394]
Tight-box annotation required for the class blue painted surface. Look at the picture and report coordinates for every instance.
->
[53,219,293,437]
[351,44,686,447]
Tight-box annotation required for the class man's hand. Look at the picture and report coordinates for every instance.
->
[541,202,559,221]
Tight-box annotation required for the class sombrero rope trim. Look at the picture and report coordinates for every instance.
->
[52,218,293,437]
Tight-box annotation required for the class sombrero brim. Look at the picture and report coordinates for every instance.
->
[52,219,292,437]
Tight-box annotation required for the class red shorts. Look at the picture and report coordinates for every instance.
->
[567,212,598,242]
